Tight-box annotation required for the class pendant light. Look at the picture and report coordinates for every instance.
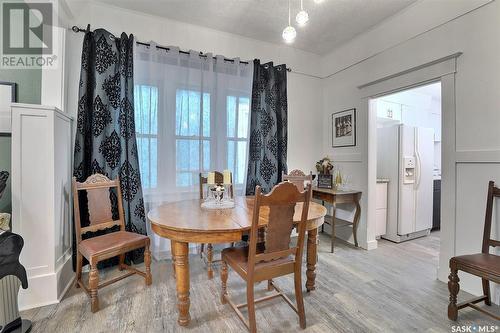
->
[296,0,309,26]
[282,0,297,43]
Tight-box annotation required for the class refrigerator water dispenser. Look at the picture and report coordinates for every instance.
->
[403,156,415,184]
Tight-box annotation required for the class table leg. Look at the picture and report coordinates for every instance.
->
[172,240,191,326]
[306,227,319,292]
[207,243,214,280]
[321,201,325,233]
[331,200,336,253]
[353,195,361,248]
[170,241,176,278]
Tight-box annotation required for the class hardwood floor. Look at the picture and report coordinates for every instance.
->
[22,231,499,332]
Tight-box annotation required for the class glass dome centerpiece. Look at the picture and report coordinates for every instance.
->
[202,182,235,210]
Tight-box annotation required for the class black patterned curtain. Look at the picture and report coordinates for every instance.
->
[73,29,145,264]
[246,60,288,195]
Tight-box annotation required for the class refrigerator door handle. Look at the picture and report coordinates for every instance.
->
[415,129,422,190]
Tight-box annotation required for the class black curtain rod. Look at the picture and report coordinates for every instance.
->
[71,25,291,72]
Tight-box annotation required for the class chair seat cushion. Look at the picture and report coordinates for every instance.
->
[222,245,294,276]
[79,231,149,260]
[451,253,500,277]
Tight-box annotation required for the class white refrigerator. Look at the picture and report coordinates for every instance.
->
[377,124,434,242]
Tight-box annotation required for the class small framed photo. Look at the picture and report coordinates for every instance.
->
[332,108,356,147]
[317,174,333,189]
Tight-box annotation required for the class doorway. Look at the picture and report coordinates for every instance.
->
[369,81,442,268]
[359,53,459,283]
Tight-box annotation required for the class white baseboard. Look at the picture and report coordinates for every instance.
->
[19,253,74,311]
[366,240,378,250]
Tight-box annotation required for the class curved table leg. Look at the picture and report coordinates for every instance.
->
[353,194,361,248]
[172,240,191,326]
[306,227,319,292]
[331,201,336,253]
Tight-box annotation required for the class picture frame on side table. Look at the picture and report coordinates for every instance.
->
[317,174,333,189]
[0,82,16,133]
[332,108,356,147]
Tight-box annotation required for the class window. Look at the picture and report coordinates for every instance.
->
[135,87,251,192]
[226,95,250,184]
[134,85,158,189]
[175,89,211,187]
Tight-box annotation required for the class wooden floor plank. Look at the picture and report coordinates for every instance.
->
[21,231,500,332]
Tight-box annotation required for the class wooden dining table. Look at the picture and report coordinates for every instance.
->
[148,196,327,327]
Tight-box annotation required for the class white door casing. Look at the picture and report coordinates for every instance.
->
[359,53,460,283]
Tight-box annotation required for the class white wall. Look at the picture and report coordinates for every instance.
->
[320,0,500,300]
[64,1,323,173]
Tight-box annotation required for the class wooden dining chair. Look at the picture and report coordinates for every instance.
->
[448,180,500,321]
[220,182,311,333]
[282,169,313,192]
[199,171,234,279]
[73,174,152,313]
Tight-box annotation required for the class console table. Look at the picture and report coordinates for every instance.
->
[312,187,362,253]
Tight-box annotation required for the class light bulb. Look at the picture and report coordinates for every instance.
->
[282,25,297,43]
[296,10,309,26]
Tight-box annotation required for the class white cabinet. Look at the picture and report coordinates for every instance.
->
[10,103,74,310]
[376,100,402,121]
[375,181,388,237]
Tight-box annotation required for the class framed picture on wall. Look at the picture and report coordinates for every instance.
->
[0,82,16,133]
[332,108,356,147]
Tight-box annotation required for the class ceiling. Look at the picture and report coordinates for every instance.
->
[92,0,417,55]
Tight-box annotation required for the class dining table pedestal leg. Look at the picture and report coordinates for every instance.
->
[172,240,191,326]
[306,227,319,292]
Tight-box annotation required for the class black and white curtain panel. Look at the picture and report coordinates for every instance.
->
[246,60,288,195]
[73,29,146,264]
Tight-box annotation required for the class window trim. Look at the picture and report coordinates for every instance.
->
[225,92,251,185]
[174,87,212,189]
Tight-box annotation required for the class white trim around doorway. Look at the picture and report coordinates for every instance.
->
[358,52,461,283]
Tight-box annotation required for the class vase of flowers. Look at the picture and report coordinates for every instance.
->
[316,157,334,175]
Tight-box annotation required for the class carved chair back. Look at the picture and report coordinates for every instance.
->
[282,169,313,192]
[199,171,234,199]
[248,182,311,276]
[72,174,125,244]
[482,181,500,253]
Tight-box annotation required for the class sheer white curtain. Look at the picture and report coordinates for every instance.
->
[134,42,254,260]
